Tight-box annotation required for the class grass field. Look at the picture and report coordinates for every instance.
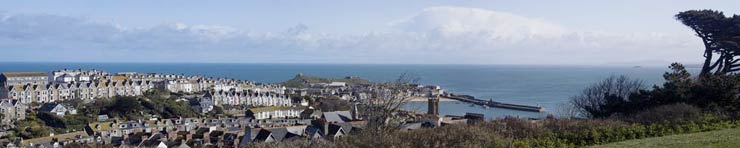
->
[592,128,740,148]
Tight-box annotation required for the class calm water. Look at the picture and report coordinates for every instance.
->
[0,62,679,118]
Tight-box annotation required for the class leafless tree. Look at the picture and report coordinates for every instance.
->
[362,72,420,130]
[571,75,645,118]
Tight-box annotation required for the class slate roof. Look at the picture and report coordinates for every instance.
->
[38,103,62,112]
[323,111,353,123]
[304,126,323,138]
[269,128,289,141]
[328,124,344,136]
[0,99,19,107]
[176,142,191,148]
[253,129,274,142]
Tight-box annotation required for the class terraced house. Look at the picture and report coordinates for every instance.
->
[3,80,159,104]
[0,72,48,87]
[0,69,294,107]
[204,90,293,107]
[0,99,26,124]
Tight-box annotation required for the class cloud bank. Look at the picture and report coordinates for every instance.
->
[0,6,701,65]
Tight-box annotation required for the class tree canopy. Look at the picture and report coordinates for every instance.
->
[676,10,740,75]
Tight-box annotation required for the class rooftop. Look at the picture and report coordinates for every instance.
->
[2,72,47,77]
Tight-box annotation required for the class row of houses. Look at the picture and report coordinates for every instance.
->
[51,69,109,84]
[8,97,376,147]
[0,70,291,105]
[0,72,49,87]
[127,73,287,95]
[202,90,293,107]
[79,115,315,148]
[1,80,162,104]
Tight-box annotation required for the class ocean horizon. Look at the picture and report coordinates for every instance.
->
[0,62,688,118]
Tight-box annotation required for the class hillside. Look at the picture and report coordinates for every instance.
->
[281,74,371,88]
[592,128,740,148]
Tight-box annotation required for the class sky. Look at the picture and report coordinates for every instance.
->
[1,0,739,65]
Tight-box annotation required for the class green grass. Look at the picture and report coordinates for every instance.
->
[592,128,740,148]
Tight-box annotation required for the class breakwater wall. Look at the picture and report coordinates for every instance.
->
[445,94,545,112]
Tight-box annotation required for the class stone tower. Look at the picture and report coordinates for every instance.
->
[427,95,440,115]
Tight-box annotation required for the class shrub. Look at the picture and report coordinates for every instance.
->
[622,103,704,125]
[571,75,645,118]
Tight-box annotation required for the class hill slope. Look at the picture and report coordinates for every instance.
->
[281,74,371,88]
[592,128,740,148]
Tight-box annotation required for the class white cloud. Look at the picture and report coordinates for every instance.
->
[391,6,569,41]
[0,7,703,65]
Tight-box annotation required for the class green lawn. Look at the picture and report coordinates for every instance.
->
[592,128,740,148]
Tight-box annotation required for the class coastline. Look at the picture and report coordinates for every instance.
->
[407,96,458,102]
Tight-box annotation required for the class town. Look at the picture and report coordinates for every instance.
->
[0,69,485,148]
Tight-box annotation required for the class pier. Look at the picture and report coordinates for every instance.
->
[444,94,545,112]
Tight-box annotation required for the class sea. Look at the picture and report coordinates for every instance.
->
[0,62,683,119]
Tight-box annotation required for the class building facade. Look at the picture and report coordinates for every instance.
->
[0,99,27,124]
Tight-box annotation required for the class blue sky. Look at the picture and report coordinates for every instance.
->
[1,0,739,65]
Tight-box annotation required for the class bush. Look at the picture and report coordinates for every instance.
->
[36,112,66,128]
[622,103,704,125]
[571,75,645,118]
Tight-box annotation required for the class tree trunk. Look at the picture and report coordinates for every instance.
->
[700,36,715,76]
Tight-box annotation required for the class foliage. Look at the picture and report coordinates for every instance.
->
[675,10,740,75]
[361,72,420,129]
[570,75,645,118]
[621,103,704,125]
[103,96,143,120]
[22,89,203,136]
[571,62,740,119]
[36,112,66,128]
[246,116,740,148]
[206,105,224,117]
[12,113,51,139]
[72,90,201,121]
[690,74,740,113]
[140,90,199,119]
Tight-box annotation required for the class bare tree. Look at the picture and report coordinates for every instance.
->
[362,72,420,130]
[571,75,645,118]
